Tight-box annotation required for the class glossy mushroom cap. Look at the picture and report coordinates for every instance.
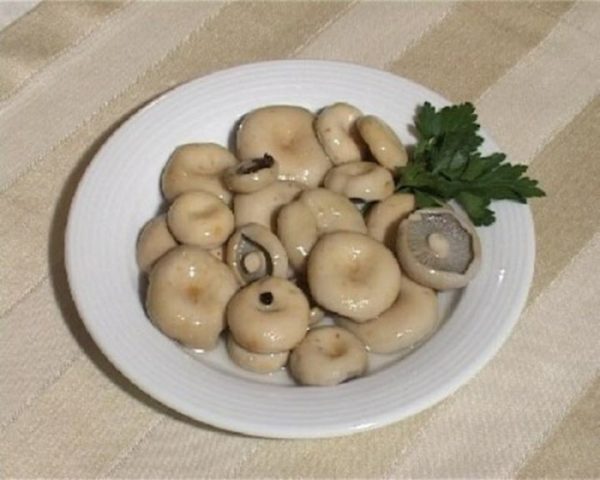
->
[323,161,394,202]
[356,115,408,172]
[315,102,364,165]
[366,193,415,249]
[161,143,238,204]
[307,232,402,322]
[276,201,319,273]
[227,276,310,353]
[336,274,439,354]
[236,105,332,188]
[299,188,367,235]
[226,333,289,374]
[233,180,303,232]
[167,191,234,249]
[146,246,238,350]
[277,188,367,276]
[289,326,368,386]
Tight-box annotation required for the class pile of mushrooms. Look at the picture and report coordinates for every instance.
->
[137,102,482,386]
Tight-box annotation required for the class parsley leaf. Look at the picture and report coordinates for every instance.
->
[397,102,545,226]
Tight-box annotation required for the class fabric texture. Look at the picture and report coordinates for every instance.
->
[1,1,599,478]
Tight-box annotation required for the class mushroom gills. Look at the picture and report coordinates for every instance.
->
[236,234,273,282]
[407,211,473,273]
[226,223,289,284]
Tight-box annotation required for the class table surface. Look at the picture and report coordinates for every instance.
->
[1,1,599,478]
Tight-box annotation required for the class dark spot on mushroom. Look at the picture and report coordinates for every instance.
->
[186,285,203,303]
[237,154,275,175]
[328,343,347,358]
[259,291,274,306]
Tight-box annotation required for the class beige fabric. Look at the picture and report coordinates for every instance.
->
[0,1,41,31]
[1,1,599,478]
[0,1,128,101]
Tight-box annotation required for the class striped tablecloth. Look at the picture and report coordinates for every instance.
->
[1,2,599,478]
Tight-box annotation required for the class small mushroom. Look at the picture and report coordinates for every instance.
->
[356,115,408,172]
[226,333,289,374]
[336,274,439,354]
[288,326,368,386]
[136,214,178,273]
[396,207,481,290]
[276,200,319,273]
[227,276,310,353]
[236,105,332,188]
[233,180,303,231]
[323,161,394,202]
[366,193,415,249]
[161,143,238,204]
[226,223,289,285]
[146,246,238,350]
[307,232,402,322]
[299,188,367,235]
[315,102,364,165]
[223,154,279,194]
[167,191,234,249]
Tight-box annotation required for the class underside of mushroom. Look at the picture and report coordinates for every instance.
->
[396,208,481,290]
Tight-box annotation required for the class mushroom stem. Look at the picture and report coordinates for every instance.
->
[427,232,450,258]
[242,251,265,274]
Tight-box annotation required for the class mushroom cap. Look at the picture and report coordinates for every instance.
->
[396,207,481,290]
[226,333,289,374]
[226,223,289,285]
[227,276,310,353]
[276,200,319,273]
[276,189,367,275]
[146,246,239,350]
[356,115,408,171]
[223,154,279,194]
[336,274,439,354]
[161,143,238,203]
[167,191,234,249]
[307,232,402,322]
[323,161,394,202]
[299,188,367,235]
[136,214,178,273]
[233,180,303,232]
[288,326,367,386]
[315,102,364,165]
[366,193,415,249]
[236,105,332,188]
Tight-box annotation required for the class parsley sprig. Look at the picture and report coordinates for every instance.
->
[396,102,545,226]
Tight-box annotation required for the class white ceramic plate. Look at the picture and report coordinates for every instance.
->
[66,60,535,438]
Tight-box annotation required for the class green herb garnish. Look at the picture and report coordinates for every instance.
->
[397,102,545,226]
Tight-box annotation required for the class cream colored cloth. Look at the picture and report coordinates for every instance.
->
[1,1,599,478]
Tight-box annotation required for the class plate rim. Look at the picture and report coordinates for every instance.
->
[65,59,535,438]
